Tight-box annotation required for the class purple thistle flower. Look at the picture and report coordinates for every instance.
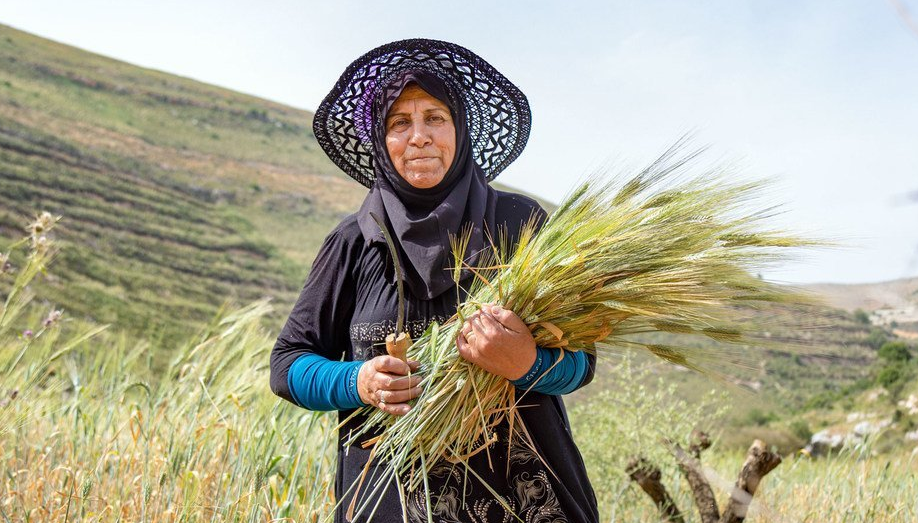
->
[42,309,63,328]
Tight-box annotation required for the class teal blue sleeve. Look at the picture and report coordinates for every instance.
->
[511,347,591,395]
[287,353,367,411]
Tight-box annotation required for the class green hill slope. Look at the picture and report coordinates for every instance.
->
[0,23,370,341]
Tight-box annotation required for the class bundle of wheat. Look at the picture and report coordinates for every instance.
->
[343,145,817,519]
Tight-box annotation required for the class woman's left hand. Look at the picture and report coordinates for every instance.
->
[457,304,536,381]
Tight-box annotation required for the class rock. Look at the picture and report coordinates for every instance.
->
[805,416,892,456]
[867,389,888,402]
[805,430,845,456]
[897,394,918,416]
[846,412,867,422]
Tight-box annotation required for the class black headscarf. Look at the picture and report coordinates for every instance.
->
[356,71,498,300]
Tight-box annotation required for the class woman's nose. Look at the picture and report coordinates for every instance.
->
[407,122,432,147]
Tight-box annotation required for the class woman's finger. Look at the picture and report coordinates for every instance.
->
[485,304,528,333]
[380,386,423,404]
[373,355,412,376]
[459,318,480,343]
[376,400,412,416]
[460,318,475,338]
[469,316,495,346]
[476,309,504,336]
[375,371,423,390]
[456,332,473,360]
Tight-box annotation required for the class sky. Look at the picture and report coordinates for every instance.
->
[4,0,918,285]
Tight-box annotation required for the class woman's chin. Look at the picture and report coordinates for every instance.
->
[401,171,446,190]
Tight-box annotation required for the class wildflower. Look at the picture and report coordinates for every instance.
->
[26,212,59,254]
[27,211,56,236]
[32,235,50,254]
[42,309,63,328]
[22,329,33,339]
[0,253,11,274]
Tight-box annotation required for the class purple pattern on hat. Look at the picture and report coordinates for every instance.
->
[314,39,531,188]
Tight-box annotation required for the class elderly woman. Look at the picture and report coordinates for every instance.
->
[270,39,598,523]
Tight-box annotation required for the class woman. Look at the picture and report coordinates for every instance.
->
[270,39,598,523]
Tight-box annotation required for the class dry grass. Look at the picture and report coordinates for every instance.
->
[0,217,337,522]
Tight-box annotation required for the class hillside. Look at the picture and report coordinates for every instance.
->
[805,277,918,311]
[0,23,360,341]
[805,277,918,337]
[0,23,548,343]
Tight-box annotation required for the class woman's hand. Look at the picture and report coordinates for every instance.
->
[457,304,536,381]
[356,356,423,416]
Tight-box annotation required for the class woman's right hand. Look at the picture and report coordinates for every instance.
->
[356,356,423,416]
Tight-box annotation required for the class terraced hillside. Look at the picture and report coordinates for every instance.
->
[0,24,386,342]
[575,301,878,426]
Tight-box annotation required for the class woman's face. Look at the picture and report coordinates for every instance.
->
[384,84,456,189]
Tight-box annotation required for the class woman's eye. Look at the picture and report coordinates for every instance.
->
[427,115,446,123]
[388,119,409,130]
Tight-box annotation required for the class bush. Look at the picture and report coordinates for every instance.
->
[804,391,835,410]
[865,329,888,351]
[745,408,776,426]
[790,419,813,442]
[853,309,871,325]
[878,341,912,362]
[876,365,907,392]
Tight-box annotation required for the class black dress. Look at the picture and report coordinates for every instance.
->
[270,191,599,523]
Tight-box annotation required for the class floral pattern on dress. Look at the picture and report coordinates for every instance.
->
[405,429,568,523]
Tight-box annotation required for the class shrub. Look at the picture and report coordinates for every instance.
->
[745,408,776,426]
[878,341,912,362]
[877,365,907,391]
[865,328,889,351]
[790,419,813,442]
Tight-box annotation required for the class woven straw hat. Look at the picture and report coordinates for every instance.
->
[313,38,532,188]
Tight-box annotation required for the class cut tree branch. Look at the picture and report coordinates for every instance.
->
[719,439,782,523]
[688,429,712,459]
[669,440,719,523]
[626,457,685,523]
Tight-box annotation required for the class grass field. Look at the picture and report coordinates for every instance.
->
[2,217,916,523]
[3,299,914,522]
